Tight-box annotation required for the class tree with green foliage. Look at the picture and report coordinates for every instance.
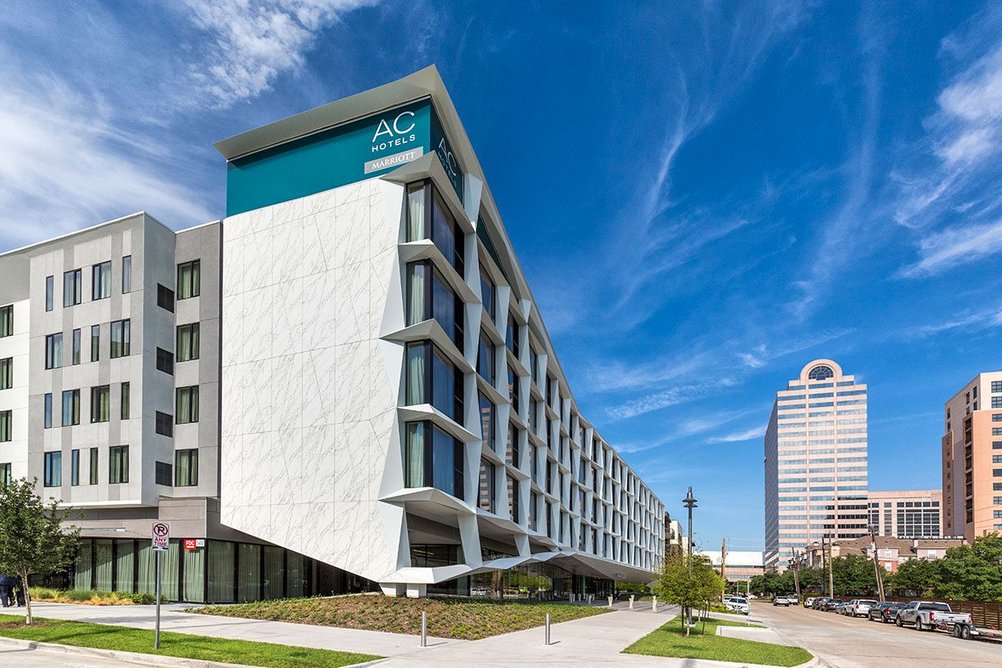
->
[0,478,80,624]
[831,555,876,596]
[887,555,941,597]
[654,551,724,636]
[935,534,1002,602]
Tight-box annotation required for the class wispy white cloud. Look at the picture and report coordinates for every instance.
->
[899,303,1002,338]
[708,424,766,443]
[181,0,377,108]
[607,379,737,420]
[900,218,1002,277]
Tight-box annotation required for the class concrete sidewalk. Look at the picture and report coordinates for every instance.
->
[28,601,450,658]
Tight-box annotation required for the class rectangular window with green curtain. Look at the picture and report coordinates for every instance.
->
[70,449,79,486]
[183,547,205,602]
[114,539,134,593]
[0,411,10,443]
[120,382,130,420]
[162,540,180,601]
[89,447,98,484]
[93,539,113,591]
[137,543,154,595]
[71,328,81,364]
[1,357,12,389]
[90,385,110,423]
[262,546,284,600]
[109,445,128,483]
[90,324,100,361]
[176,323,200,362]
[207,541,235,603]
[74,540,93,591]
[175,449,198,487]
[175,386,199,424]
[0,304,11,337]
[237,543,261,602]
[177,260,200,299]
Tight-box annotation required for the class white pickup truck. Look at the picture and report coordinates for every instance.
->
[895,601,971,632]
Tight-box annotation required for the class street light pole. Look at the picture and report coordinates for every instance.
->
[683,487,698,635]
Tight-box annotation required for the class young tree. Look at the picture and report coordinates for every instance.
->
[654,551,724,636]
[0,478,80,624]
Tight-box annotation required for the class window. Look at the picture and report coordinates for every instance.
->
[405,341,463,421]
[43,393,52,429]
[404,421,465,499]
[89,448,98,485]
[63,269,82,307]
[405,261,464,352]
[478,458,496,512]
[177,323,200,362]
[506,314,520,358]
[506,422,519,468]
[92,261,111,300]
[993,381,1002,393]
[508,364,520,412]
[528,491,539,531]
[0,358,11,390]
[993,396,1002,409]
[110,319,130,358]
[157,284,175,312]
[0,463,10,488]
[155,411,173,437]
[44,451,61,487]
[155,461,173,486]
[109,446,129,484]
[405,182,464,273]
[175,449,198,487]
[90,325,100,362]
[71,328,81,365]
[176,386,199,424]
[478,392,495,450]
[994,414,1002,422]
[0,305,12,337]
[121,382,130,420]
[808,365,834,381]
[480,268,495,321]
[61,389,80,426]
[476,331,495,384]
[156,348,174,375]
[994,455,1002,464]
[45,275,54,311]
[177,260,200,299]
[70,449,80,486]
[122,255,132,293]
[508,475,520,523]
[45,333,63,369]
[0,410,10,442]
[90,386,110,423]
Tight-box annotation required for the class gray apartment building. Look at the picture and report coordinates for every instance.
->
[0,66,666,602]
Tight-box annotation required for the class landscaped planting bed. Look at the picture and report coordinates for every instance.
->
[192,594,609,640]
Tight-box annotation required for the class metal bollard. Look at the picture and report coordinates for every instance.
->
[652,596,658,613]
[545,612,551,645]
[629,595,635,609]
[608,595,613,608]
[421,611,427,647]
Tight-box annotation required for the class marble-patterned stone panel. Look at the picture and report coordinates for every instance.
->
[241,287,274,363]
[270,220,304,285]
[333,263,368,345]
[333,342,367,424]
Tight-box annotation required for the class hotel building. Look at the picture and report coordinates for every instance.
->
[867,489,943,539]
[941,371,1002,541]
[0,66,666,601]
[764,359,869,571]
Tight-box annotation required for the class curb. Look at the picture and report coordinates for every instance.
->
[0,635,383,668]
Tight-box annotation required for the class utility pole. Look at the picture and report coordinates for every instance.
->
[870,530,886,601]
[792,550,801,601]
[720,538,727,601]
[827,537,834,598]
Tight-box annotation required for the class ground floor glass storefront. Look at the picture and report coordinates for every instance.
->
[73,538,375,603]
[425,559,613,600]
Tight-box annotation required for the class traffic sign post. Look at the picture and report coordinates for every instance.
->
[151,522,170,650]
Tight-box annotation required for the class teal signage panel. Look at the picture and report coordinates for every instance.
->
[225,100,433,216]
[430,110,465,200]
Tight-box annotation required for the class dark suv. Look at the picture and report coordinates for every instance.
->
[868,601,901,623]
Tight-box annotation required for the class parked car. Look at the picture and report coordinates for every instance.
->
[845,599,878,618]
[725,597,750,615]
[773,594,796,606]
[811,597,830,610]
[804,596,816,608]
[868,601,902,623]
[822,599,844,612]
[896,601,969,631]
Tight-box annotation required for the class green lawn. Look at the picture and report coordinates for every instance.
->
[0,614,378,668]
[192,595,609,640]
[624,616,812,667]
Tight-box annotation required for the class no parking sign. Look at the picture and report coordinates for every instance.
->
[151,521,170,551]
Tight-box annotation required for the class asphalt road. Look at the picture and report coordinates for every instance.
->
[0,645,150,667]
[754,603,1002,667]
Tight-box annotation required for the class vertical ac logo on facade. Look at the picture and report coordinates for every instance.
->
[371,111,417,153]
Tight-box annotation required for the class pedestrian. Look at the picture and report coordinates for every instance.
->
[0,576,10,607]
[13,578,25,607]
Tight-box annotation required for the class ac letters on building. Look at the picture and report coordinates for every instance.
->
[226,99,464,215]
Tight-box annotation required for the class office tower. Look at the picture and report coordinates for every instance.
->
[764,359,869,570]
[942,372,1002,541]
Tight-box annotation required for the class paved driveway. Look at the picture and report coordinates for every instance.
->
[754,603,1001,667]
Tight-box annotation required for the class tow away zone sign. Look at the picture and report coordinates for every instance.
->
[152,522,170,551]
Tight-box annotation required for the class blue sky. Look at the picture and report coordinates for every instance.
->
[2,1,1001,554]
